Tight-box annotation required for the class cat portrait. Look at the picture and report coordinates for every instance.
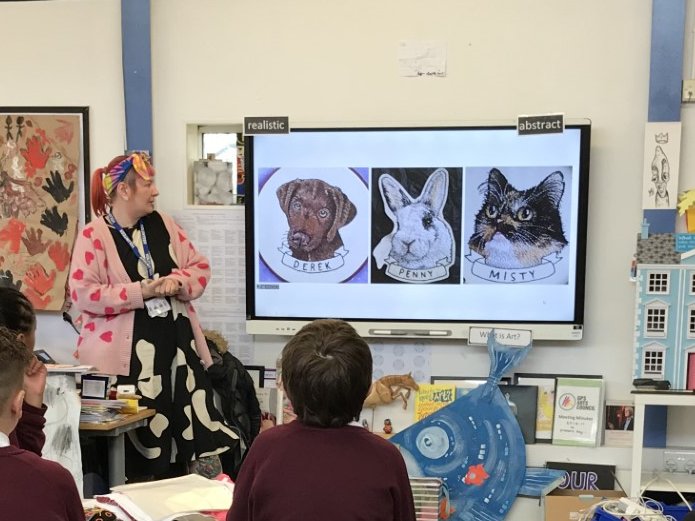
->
[468,168,567,269]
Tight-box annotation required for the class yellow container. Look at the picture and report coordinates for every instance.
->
[687,207,695,232]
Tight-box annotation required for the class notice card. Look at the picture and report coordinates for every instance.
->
[551,377,604,447]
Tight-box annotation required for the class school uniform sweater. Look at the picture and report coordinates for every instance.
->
[0,443,84,521]
[8,402,46,455]
[68,211,212,376]
[227,421,416,521]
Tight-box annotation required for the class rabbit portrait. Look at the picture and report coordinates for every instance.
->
[375,168,455,272]
[277,178,357,262]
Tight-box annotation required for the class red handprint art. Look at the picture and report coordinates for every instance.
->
[23,263,56,310]
[54,119,74,144]
[48,240,70,271]
[0,218,26,254]
[24,286,52,309]
[20,134,51,178]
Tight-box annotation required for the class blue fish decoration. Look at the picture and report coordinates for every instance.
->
[389,332,564,521]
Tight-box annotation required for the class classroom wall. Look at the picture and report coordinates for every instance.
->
[3,1,695,517]
[2,0,127,352]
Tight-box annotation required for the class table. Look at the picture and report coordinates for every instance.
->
[80,408,156,488]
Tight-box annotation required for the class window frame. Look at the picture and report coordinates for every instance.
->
[641,343,666,379]
[646,271,670,294]
[644,301,668,338]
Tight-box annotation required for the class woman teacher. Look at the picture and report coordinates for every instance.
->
[69,152,237,480]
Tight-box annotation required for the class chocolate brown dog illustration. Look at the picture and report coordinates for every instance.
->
[277,178,357,262]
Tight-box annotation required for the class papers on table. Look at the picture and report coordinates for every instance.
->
[95,474,234,521]
[46,363,96,373]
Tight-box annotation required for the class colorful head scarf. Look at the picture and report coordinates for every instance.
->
[102,152,153,195]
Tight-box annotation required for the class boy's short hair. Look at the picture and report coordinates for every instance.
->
[0,326,32,409]
[281,319,372,427]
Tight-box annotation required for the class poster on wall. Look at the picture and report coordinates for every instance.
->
[641,121,681,210]
[0,107,89,311]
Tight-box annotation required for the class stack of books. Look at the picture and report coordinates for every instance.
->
[80,398,127,423]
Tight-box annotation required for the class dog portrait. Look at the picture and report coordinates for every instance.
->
[277,178,357,262]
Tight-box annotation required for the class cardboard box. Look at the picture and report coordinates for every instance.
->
[544,490,623,521]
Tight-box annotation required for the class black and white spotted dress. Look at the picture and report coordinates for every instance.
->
[108,211,237,479]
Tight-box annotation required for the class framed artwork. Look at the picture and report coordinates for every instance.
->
[514,372,602,443]
[604,400,635,447]
[243,365,265,389]
[0,107,90,311]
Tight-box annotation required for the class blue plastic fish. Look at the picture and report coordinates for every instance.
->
[389,332,564,521]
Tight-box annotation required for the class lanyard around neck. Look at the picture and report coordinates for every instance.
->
[106,213,154,279]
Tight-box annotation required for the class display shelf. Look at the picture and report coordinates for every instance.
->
[637,471,695,493]
[630,391,695,496]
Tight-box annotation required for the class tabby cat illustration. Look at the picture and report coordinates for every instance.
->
[468,168,567,269]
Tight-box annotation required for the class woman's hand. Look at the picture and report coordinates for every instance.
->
[141,277,181,299]
[154,277,181,298]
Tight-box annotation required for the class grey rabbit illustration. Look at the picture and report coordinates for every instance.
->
[377,168,455,270]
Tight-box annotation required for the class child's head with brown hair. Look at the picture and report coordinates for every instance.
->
[281,319,372,428]
[0,326,33,428]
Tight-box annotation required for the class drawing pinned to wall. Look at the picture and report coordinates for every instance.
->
[0,107,89,310]
[397,40,447,77]
[642,122,681,210]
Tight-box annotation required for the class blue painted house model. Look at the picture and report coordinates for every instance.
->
[633,229,695,390]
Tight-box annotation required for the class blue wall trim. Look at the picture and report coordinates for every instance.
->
[121,0,153,155]
[648,0,686,122]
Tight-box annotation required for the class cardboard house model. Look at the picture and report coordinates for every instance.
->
[633,223,695,390]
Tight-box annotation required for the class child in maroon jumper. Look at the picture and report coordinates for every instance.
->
[0,286,47,455]
[0,326,84,521]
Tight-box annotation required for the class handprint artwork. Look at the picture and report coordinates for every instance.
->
[20,133,51,178]
[21,227,49,255]
[40,206,69,236]
[0,111,83,310]
[43,170,74,203]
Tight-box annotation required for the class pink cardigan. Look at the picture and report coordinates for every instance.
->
[68,212,212,376]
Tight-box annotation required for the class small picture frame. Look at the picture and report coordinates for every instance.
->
[81,374,111,400]
[513,372,603,443]
[244,365,265,389]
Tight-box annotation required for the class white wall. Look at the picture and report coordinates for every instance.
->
[4,1,695,518]
[1,0,126,353]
